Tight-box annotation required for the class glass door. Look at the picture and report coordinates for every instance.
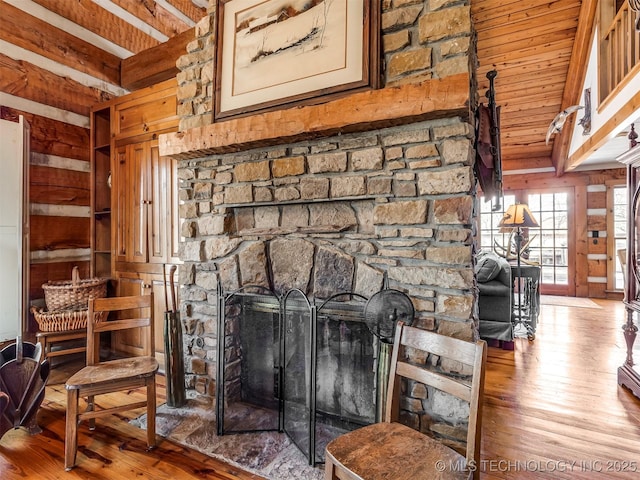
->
[526,191,573,296]
[479,188,574,296]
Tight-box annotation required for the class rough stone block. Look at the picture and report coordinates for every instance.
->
[383,29,411,53]
[388,48,432,79]
[300,177,330,199]
[382,5,423,31]
[331,176,366,198]
[374,200,428,225]
[308,151,348,173]
[224,185,253,204]
[418,6,471,43]
[432,196,473,224]
[234,160,270,182]
[270,237,315,294]
[272,156,305,177]
[417,166,472,195]
[351,147,384,171]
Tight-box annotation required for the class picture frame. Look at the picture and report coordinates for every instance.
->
[214,0,379,119]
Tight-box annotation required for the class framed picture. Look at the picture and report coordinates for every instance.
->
[215,0,379,119]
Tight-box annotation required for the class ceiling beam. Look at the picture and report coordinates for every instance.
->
[121,28,195,91]
[552,0,598,175]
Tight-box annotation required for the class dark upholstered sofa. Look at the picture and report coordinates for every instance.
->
[476,250,513,343]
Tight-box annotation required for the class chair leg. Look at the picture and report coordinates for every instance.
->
[324,454,337,480]
[65,389,79,471]
[87,394,96,430]
[146,377,157,448]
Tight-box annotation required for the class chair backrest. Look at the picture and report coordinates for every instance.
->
[385,322,487,469]
[87,294,154,366]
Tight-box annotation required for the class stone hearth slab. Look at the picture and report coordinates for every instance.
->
[130,396,324,480]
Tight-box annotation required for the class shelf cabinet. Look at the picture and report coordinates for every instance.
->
[90,107,112,278]
[90,79,180,367]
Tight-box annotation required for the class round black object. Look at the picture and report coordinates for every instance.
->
[364,289,414,342]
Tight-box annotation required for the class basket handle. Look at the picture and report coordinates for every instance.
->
[72,266,80,286]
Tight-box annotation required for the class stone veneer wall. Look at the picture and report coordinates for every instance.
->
[173,0,478,445]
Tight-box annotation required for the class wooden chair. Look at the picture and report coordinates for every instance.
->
[324,322,487,480]
[64,294,158,470]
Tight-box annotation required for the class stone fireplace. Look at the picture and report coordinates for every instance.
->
[160,0,479,455]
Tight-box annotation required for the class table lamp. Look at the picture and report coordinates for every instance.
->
[498,203,540,335]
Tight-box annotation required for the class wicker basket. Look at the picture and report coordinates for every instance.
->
[31,307,105,332]
[42,266,108,312]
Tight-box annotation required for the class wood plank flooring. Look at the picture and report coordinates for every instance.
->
[1,298,639,479]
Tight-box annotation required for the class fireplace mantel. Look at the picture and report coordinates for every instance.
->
[158,73,471,160]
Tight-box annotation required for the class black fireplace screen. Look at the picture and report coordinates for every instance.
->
[216,285,377,465]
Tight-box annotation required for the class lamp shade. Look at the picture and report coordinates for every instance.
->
[498,203,540,229]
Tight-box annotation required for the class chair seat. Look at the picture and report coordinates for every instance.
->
[66,356,158,390]
[325,422,470,480]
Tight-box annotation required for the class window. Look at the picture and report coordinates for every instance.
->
[611,184,627,291]
[478,189,573,295]
[478,193,515,254]
[526,193,570,286]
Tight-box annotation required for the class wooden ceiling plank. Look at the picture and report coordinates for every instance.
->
[109,0,192,38]
[163,0,208,23]
[473,0,580,30]
[30,0,159,54]
[0,54,110,117]
[0,2,120,86]
[478,31,577,61]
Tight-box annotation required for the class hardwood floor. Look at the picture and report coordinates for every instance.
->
[1,298,639,479]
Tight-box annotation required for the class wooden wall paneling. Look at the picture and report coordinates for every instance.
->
[120,28,195,91]
[30,216,90,252]
[587,190,606,209]
[0,1,120,85]
[588,258,607,277]
[0,54,109,117]
[1,107,90,160]
[502,157,554,173]
[587,214,607,231]
[588,235,607,254]
[30,0,159,54]
[588,283,608,298]
[30,165,89,206]
[574,184,589,297]
[109,0,192,38]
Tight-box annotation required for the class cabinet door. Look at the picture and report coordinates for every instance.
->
[148,141,168,264]
[129,142,149,263]
[114,275,149,357]
[114,146,128,263]
[114,273,169,371]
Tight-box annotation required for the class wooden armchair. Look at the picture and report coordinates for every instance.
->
[324,322,487,480]
[64,294,158,470]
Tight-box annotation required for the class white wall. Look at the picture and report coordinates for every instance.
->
[568,24,640,164]
[0,118,25,341]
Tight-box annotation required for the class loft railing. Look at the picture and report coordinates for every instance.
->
[600,1,640,103]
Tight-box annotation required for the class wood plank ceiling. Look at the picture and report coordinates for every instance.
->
[472,0,587,174]
[0,0,587,171]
